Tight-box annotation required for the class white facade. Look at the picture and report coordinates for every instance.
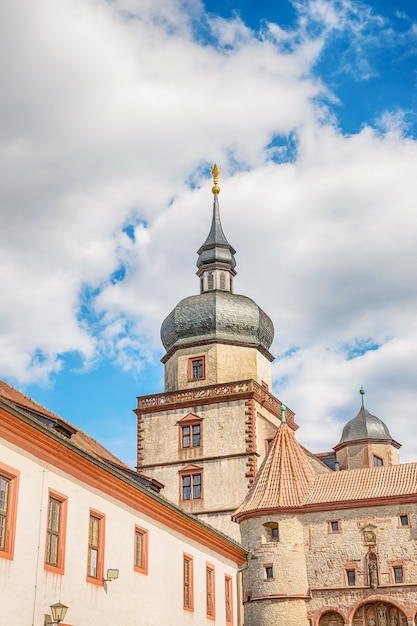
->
[0,397,246,626]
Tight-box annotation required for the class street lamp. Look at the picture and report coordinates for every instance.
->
[49,602,68,625]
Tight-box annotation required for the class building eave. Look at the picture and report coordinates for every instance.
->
[0,398,247,566]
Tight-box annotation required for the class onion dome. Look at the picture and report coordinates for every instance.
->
[160,165,274,358]
[161,290,274,355]
[337,387,394,446]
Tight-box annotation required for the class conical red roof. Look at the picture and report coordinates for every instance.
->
[233,422,316,520]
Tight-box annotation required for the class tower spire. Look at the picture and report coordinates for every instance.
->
[196,164,236,294]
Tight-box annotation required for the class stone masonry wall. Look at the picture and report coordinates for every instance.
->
[239,503,417,626]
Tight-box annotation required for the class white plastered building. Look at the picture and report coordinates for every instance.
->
[0,381,246,626]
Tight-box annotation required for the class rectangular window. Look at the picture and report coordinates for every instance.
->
[265,565,274,579]
[271,525,279,541]
[192,424,201,447]
[0,476,10,552]
[328,519,341,533]
[45,490,67,574]
[0,463,19,561]
[181,473,202,500]
[182,425,191,448]
[181,424,201,449]
[399,514,410,527]
[188,357,205,381]
[134,525,148,574]
[346,569,356,586]
[87,510,105,584]
[206,564,215,619]
[373,455,383,466]
[393,566,404,583]
[183,554,194,611]
[225,575,233,625]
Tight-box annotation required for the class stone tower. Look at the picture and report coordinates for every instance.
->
[135,166,295,541]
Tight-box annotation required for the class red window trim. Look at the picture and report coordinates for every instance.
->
[389,561,405,584]
[44,488,68,575]
[133,524,149,575]
[0,461,20,561]
[345,567,357,586]
[183,553,194,612]
[179,466,203,502]
[178,414,203,451]
[86,508,105,586]
[188,356,206,382]
[328,519,342,534]
[206,562,216,620]
[398,513,411,528]
[225,574,233,625]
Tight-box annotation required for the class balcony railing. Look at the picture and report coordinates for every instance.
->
[136,379,295,423]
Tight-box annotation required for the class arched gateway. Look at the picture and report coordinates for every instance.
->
[352,601,406,625]
[317,602,408,626]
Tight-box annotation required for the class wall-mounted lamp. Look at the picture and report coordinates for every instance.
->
[45,601,69,626]
[103,568,119,582]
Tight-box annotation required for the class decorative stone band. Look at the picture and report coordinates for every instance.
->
[136,378,296,428]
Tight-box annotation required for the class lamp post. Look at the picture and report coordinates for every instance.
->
[49,602,68,625]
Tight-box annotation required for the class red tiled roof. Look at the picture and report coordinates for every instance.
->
[0,379,127,467]
[234,422,316,516]
[305,462,417,505]
[233,421,417,520]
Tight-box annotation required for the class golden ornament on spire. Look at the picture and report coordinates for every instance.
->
[211,163,220,194]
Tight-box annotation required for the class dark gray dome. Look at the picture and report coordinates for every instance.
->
[161,290,274,355]
[337,406,393,446]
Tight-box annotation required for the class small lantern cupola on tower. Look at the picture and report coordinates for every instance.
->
[196,164,237,294]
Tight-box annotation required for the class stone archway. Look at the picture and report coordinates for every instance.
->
[353,601,406,625]
[319,611,344,626]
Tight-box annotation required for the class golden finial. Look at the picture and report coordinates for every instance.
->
[211,163,220,194]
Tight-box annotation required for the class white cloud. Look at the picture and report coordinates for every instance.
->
[1,0,417,461]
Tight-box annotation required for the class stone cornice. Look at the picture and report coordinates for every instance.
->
[161,338,275,364]
[135,379,296,428]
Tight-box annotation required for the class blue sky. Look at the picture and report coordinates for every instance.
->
[1,0,417,467]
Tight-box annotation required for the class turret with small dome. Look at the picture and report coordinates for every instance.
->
[334,387,401,470]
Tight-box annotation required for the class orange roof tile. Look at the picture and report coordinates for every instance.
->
[234,422,316,517]
[305,462,417,505]
[233,421,417,521]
